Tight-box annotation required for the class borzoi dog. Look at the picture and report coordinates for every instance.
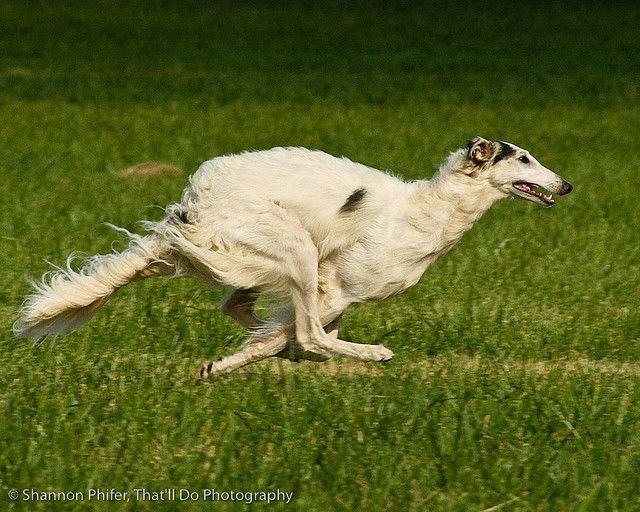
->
[14,137,573,378]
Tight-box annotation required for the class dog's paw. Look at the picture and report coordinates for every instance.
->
[374,345,394,362]
[200,360,218,380]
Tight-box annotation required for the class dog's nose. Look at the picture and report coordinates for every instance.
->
[559,181,573,195]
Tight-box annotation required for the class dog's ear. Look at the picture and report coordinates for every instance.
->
[466,136,496,165]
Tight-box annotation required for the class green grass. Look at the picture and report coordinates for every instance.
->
[1,1,640,510]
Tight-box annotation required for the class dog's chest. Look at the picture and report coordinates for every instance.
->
[339,244,437,302]
[369,266,426,300]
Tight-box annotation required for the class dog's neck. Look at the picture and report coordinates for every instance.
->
[407,164,503,255]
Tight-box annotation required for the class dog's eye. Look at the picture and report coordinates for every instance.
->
[518,155,530,164]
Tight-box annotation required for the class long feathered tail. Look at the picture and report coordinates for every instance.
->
[13,231,174,340]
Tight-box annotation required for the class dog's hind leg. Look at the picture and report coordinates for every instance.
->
[200,327,289,378]
[180,202,390,374]
[191,204,336,375]
[221,288,262,329]
[200,314,343,377]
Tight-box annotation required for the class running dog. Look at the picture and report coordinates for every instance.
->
[14,137,573,377]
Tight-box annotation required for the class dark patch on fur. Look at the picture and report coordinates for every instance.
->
[493,142,516,165]
[175,209,191,224]
[340,187,367,213]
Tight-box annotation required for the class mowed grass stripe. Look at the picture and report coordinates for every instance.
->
[244,357,640,378]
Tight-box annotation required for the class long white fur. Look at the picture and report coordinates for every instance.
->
[14,138,571,376]
[13,233,173,339]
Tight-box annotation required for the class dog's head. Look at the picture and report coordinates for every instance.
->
[462,136,573,207]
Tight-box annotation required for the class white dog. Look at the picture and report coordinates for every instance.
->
[14,137,573,377]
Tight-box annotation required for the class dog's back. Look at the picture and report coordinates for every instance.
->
[181,147,411,258]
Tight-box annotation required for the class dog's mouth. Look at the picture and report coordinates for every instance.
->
[512,181,555,207]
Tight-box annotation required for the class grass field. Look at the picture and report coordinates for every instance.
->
[1,1,640,510]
